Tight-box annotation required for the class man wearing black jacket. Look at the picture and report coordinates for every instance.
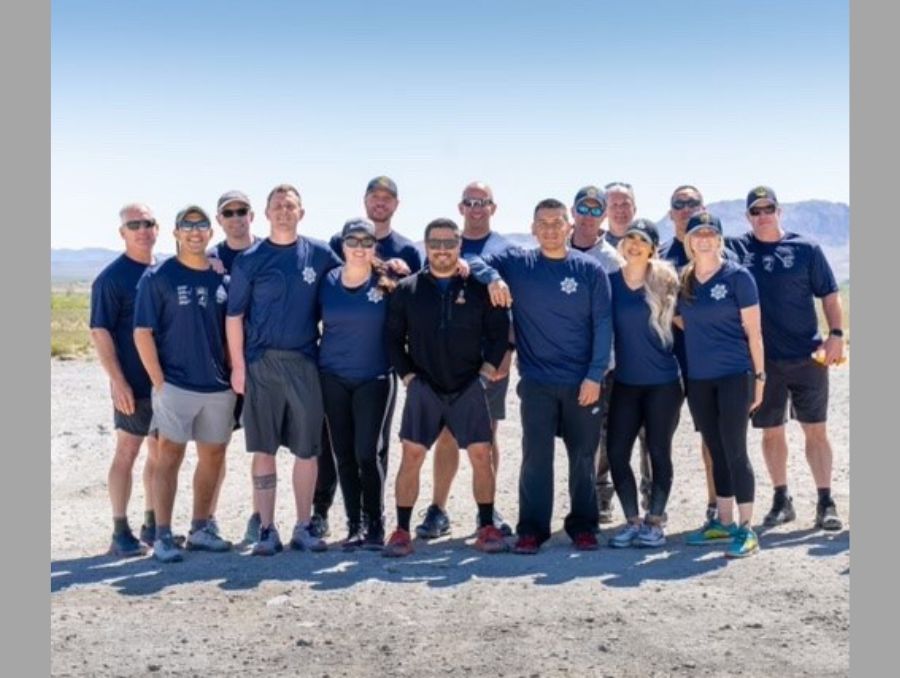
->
[384,218,511,557]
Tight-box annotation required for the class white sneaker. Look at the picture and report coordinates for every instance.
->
[290,522,327,552]
[608,522,642,548]
[187,524,232,552]
[153,535,184,563]
[636,522,666,548]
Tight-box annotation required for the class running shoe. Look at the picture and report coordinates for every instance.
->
[362,522,385,551]
[108,530,146,557]
[608,523,642,549]
[513,534,540,555]
[686,518,737,545]
[309,513,330,539]
[572,531,599,551]
[815,502,843,531]
[251,525,283,556]
[415,504,450,539]
[382,528,414,557]
[636,522,666,548]
[140,524,185,549]
[341,524,365,551]
[153,534,184,563]
[243,512,262,544]
[725,524,759,558]
[187,524,232,552]
[474,509,514,537]
[763,495,796,527]
[474,525,509,553]
[290,522,328,552]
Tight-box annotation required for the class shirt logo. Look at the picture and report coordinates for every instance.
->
[762,255,775,272]
[196,286,209,308]
[710,283,728,301]
[177,285,192,306]
[455,288,466,305]
[560,277,578,295]
[302,266,316,285]
[742,252,755,268]
[774,245,795,269]
[367,287,384,304]
[215,284,228,304]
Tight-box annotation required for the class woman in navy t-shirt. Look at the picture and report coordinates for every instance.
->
[675,213,765,558]
[605,219,682,549]
[318,218,398,551]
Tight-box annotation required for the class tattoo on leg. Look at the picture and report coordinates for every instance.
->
[253,473,277,490]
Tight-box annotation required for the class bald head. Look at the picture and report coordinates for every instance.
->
[458,181,497,237]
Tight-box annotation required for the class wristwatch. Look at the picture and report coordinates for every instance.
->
[829,328,844,338]
[754,372,766,382]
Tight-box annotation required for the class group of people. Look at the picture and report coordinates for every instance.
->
[89,176,846,564]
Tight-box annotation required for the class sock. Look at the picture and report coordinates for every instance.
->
[144,510,156,529]
[397,506,413,532]
[773,485,789,501]
[191,518,209,532]
[477,503,495,528]
[155,524,172,541]
[113,517,130,536]
[817,488,833,507]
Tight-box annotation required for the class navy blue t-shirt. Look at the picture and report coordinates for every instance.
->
[134,258,230,392]
[208,237,260,275]
[329,229,423,273]
[472,248,612,385]
[461,231,517,259]
[227,237,342,363]
[90,254,154,399]
[318,268,391,381]
[727,232,839,360]
[609,272,680,386]
[676,260,759,380]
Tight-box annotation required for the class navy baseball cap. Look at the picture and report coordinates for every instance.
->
[573,185,606,208]
[624,218,660,247]
[341,217,376,238]
[366,176,398,197]
[746,185,778,210]
[217,190,251,212]
[686,212,722,235]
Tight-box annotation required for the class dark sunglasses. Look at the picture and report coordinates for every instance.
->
[749,204,777,216]
[426,237,460,250]
[123,219,157,231]
[176,219,212,232]
[220,207,249,218]
[575,204,605,217]
[671,198,702,210]
[461,198,494,208]
[343,236,376,249]
[605,181,633,190]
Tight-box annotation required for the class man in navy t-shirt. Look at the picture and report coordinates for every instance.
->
[727,186,845,531]
[472,198,613,554]
[134,205,236,563]
[226,184,343,556]
[89,202,161,557]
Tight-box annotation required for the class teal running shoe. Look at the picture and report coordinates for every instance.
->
[685,518,737,545]
[725,525,759,558]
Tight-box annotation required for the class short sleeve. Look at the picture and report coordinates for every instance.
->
[732,266,759,308]
[133,271,160,330]
[89,274,119,330]
[809,244,839,298]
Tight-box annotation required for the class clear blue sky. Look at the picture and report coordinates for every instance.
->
[51,0,848,252]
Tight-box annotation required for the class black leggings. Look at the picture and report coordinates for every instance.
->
[686,372,755,504]
[321,372,397,527]
[607,380,683,519]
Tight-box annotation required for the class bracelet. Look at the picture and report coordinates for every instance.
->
[829,329,844,338]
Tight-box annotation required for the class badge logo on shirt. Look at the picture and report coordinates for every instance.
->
[215,284,228,304]
[742,252,755,268]
[710,283,728,301]
[762,255,775,272]
[177,285,191,306]
[196,286,209,308]
[302,266,316,285]
[367,287,384,304]
[455,288,466,305]
[560,277,578,295]
[774,245,795,269]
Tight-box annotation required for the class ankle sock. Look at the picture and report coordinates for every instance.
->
[397,507,413,532]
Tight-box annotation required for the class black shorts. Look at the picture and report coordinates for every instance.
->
[752,357,829,428]
[399,377,492,449]
[243,350,324,458]
[114,398,152,437]
[484,375,509,421]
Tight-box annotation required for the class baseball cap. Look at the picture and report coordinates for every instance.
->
[686,212,722,236]
[175,205,211,226]
[573,185,606,208]
[746,185,778,210]
[365,176,398,198]
[217,190,251,212]
[624,218,660,247]
[341,217,376,239]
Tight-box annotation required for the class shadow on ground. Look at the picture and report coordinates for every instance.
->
[50,526,849,596]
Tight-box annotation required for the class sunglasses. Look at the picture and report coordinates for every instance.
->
[749,204,777,216]
[343,236,376,249]
[671,198,702,210]
[220,207,249,218]
[461,198,494,208]
[176,219,212,232]
[123,219,157,231]
[575,204,605,217]
[604,181,633,190]
[426,237,460,250]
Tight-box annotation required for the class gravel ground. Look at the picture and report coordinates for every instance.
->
[51,358,850,677]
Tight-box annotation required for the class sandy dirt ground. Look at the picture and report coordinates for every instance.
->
[51,358,849,677]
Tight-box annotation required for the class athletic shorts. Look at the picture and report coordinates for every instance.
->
[114,398,152,437]
[752,357,829,428]
[150,383,236,444]
[399,377,492,449]
[485,375,509,421]
[244,350,324,458]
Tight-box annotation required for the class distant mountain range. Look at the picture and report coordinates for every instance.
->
[50,199,850,283]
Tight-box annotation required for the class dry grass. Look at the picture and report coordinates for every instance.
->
[50,289,92,358]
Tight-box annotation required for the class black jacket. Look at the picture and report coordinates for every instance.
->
[386,268,510,394]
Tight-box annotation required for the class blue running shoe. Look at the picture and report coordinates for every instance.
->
[686,518,737,545]
[415,504,450,539]
[726,524,759,558]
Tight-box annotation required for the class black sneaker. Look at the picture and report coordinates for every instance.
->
[108,530,147,557]
[362,522,385,551]
[415,504,451,539]
[815,502,843,531]
[140,524,185,549]
[341,524,365,551]
[309,513,330,539]
[763,495,797,527]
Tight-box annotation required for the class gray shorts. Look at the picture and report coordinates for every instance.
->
[114,398,153,437]
[150,383,237,444]
[752,357,829,428]
[485,375,509,421]
[244,350,324,458]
